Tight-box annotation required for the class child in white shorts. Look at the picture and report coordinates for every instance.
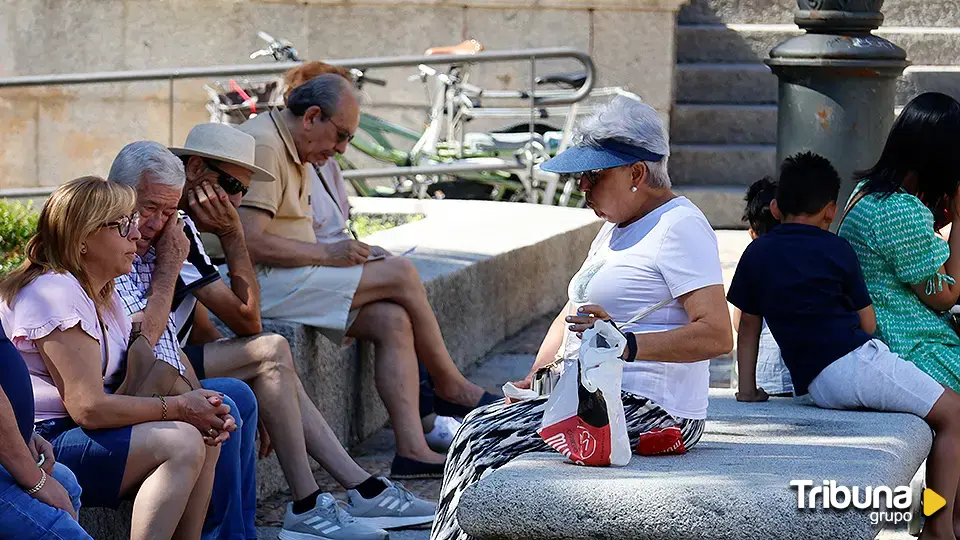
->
[728,152,960,539]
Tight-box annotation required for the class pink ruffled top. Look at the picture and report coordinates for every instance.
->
[0,272,131,422]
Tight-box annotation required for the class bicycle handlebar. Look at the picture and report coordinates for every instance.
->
[362,75,387,87]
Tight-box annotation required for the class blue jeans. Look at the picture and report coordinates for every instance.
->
[202,377,258,540]
[0,461,91,539]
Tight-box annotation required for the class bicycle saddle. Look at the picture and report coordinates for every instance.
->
[536,71,588,88]
[424,39,485,56]
[464,131,545,153]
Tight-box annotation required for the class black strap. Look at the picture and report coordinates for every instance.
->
[312,164,358,240]
[837,187,869,231]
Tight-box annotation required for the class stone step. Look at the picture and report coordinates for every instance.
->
[674,185,748,229]
[677,24,960,65]
[676,64,960,105]
[898,66,960,102]
[675,63,778,104]
[669,143,776,186]
[678,0,960,27]
[671,104,777,144]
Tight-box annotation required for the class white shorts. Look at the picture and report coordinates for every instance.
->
[221,264,363,344]
[808,339,945,418]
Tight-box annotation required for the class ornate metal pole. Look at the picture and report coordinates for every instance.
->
[766,0,908,222]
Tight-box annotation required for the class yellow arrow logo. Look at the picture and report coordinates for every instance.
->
[924,489,946,517]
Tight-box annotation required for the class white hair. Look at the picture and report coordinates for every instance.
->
[576,96,671,189]
[107,141,185,189]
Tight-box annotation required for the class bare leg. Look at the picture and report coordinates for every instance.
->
[119,421,210,540]
[351,257,484,406]
[201,334,320,500]
[295,376,371,488]
[919,389,960,540]
[174,443,220,539]
[348,301,446,464]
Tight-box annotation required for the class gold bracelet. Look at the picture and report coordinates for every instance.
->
[25,468,46,495]
[156,395,167,421]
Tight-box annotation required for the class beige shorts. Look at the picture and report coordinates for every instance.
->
[220,264,363,344]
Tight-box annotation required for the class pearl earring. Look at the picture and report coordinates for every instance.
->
[81,245,87,254]
[630,186,638,192]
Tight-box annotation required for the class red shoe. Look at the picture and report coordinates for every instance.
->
[635,426,686,456]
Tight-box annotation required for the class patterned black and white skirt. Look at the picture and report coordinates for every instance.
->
[429,392,706,540]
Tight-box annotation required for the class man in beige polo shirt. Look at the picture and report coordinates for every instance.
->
[236,74,497,479]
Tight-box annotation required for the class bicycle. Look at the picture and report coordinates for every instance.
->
[206,33,642,206]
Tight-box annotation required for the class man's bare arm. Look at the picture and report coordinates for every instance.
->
[140,217,190,346]
[238,207,369,268]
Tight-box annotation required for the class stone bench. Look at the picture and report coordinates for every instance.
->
[458,389,931,540]
[80,198,603,538]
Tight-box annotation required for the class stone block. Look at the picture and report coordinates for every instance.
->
[676,25,797,64]
[306,4,463,107]
[36,98,171,186]
[671,103,777,144]
[677,25,960,67]
[670,143,776,186]
[1,0,126,77]
[679,0,960,26]
[592,9,678,114]
[678,0,795,25]
[123,0,309,71]
[80,503,132,540]
[269,0,688,8]
[675,63,777,104]
[0,95,39,189]
[898,67,960,107]
[459,389,932,540]
[463,8,591,94]
[675,185,748,229]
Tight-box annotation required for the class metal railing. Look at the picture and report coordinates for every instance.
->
[0,46,594,199]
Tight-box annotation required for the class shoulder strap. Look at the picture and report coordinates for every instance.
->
[96,310,110,379]
[837,187,869,231]
[312,164,359,240]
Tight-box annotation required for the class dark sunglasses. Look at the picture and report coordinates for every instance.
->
[566,169,605,187]
[102,212,140,238]
[316,114,355,144]
[205,160,249,196]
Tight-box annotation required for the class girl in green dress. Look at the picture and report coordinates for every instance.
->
[838,92,960,392]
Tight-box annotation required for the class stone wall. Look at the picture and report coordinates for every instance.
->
[0,0,686,191]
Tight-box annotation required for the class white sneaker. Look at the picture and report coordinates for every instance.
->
[279,493,388,540]
[425,415,462,452]
[346,477,437,530]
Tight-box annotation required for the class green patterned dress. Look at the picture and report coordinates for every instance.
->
[838,182,960,391]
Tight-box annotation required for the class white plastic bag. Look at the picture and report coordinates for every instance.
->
[537,320,631,467]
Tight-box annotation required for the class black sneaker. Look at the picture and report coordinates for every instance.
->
[390,455,445,480]
[433,391,501,419]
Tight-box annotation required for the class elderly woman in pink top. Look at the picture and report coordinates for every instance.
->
[0,177,234,539]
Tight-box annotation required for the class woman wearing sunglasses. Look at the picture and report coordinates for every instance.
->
[430,97,735,540]
[0,177,233,539]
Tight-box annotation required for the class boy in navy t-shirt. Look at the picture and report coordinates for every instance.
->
[732,177,793,398]
[728,152,960,539]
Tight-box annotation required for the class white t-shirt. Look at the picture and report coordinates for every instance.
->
[310,161,352,244]
[561,197,723,419]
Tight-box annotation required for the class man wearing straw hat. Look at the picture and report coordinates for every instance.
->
[169,122,436,537]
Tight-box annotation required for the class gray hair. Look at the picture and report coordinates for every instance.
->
[107,141,185,189]
[286,73,357,117]
[576,96,671,189]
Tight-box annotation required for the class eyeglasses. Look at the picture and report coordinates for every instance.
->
[567,169,605,187]
[103,212,140,238]
[319,115,355,144]
[205,160,248,196]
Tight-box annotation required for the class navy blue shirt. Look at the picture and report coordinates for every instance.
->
[0,321,35,444]
[727,223,873,395]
